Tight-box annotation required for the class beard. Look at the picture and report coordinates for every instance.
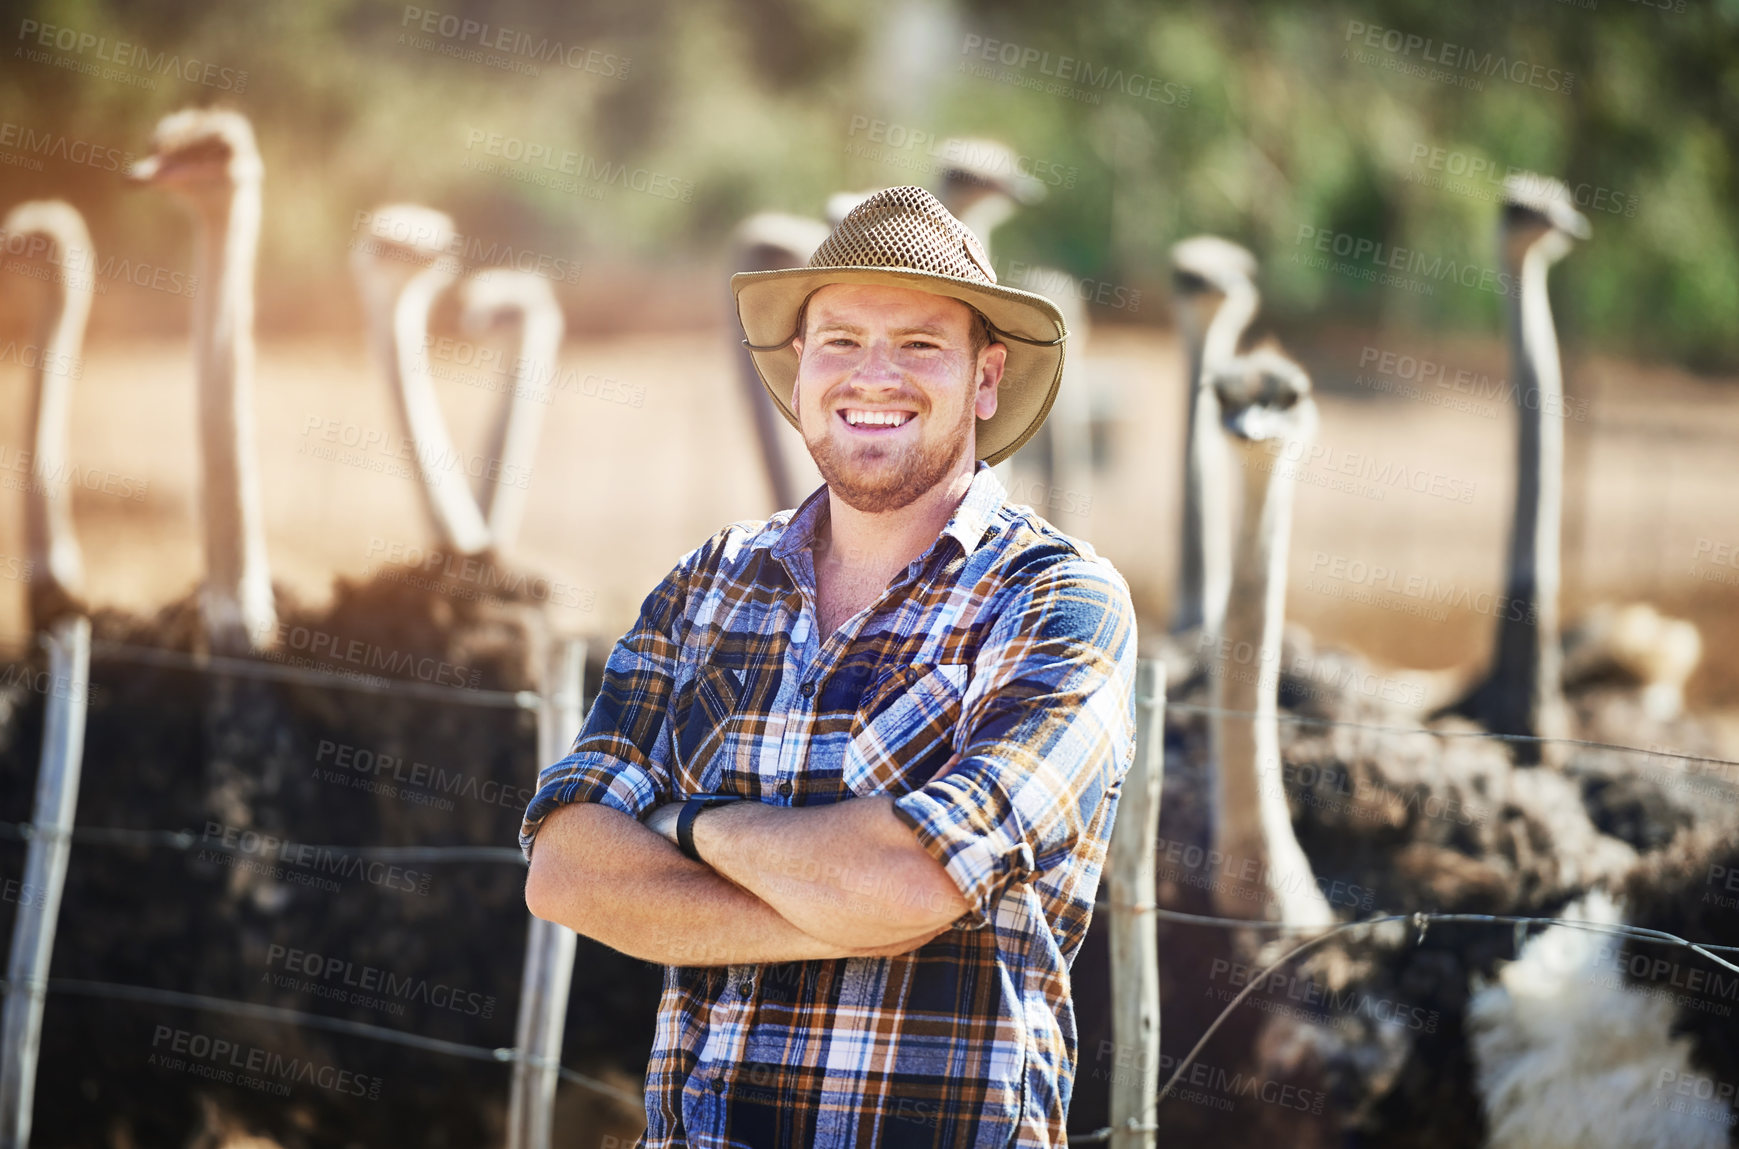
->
[800,381,977,514]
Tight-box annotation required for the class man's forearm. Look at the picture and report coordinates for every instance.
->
[687,796,970,948]
[524,803,941,966]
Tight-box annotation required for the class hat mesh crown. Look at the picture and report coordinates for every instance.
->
[807,186,998,285]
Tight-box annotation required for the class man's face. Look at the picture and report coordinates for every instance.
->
[791,283,1005,514]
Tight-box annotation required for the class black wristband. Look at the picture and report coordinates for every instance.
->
[676,795,737,862]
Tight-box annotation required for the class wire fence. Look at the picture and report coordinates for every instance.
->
[3,634,1736,1145]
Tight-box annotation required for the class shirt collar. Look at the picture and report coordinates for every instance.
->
[766,460,1008,563]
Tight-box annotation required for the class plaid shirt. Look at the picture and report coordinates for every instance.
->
[521,462,1137,1148]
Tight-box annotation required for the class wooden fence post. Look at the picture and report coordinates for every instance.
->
[1108,657,1165,1149]
[507,636,586,1149]
[0,616,93,1149]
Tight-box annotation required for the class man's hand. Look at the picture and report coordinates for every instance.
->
[689,795,972,948]
[526,803,947,967]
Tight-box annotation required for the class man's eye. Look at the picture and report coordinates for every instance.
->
[904,340,939,350]
[826,337,857,348]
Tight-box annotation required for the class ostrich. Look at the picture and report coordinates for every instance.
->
[728,211,830,512]
[1169,237,1259,639]
[1208,348,1336,929]
[2,201,93,629]
[932,135,1046,247]
[458,268,564,554]
[351,203,492,555]
[127,109,277,655]
[1457,174,1590,760]
[932,138,1094,535]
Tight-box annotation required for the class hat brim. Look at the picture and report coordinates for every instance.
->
[730,266,1068,467]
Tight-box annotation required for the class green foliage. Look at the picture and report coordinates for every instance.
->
[2,0,1733,362]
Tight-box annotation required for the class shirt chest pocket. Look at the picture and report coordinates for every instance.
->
[844,662,971,798]
[671,656,781,793]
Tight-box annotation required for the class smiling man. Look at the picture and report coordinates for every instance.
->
[521,186,1137,1148]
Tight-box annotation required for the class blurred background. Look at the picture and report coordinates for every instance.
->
[0,0,1735,689]
[1,0,1737,1145]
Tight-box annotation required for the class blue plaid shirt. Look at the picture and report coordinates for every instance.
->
[522,462,1138,1147]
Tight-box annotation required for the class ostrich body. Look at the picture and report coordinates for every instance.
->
[1209,350,1335,928]
[1462,175,1590,759]
[3,202,93,628]
[351,203,491,555]
[459,269,564,554]
[1469,828,1739,1149]
[128,110,277,654]
[1170,236,1258,638]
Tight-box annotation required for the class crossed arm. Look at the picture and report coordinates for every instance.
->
[522,791,969,967]
[521,550,1134,970]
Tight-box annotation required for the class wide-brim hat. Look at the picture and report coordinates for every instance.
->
[731,185,1067,466]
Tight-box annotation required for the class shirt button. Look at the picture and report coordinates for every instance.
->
[711,1075,725,1094]
[777,781,793,797]
[799,680,815,699]
[738,981,754,997]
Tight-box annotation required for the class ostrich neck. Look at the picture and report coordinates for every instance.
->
[388,263,491,555]
[485,305,564,550]
[1201,282,1257,372]
[25,248,93,600]
[190,178,274,651]
[954,196,1015,256]
[1213,432,1331,924]
[1173,286,1253,637]
[1489,248,1565,741]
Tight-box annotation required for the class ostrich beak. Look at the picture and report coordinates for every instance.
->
[124,155,163,184]
[1563,209,1592,242]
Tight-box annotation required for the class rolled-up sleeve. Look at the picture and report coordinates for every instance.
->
[891,558,1137,928]
[518,553,694,860]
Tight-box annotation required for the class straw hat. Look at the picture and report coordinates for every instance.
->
[731,185,1067,466]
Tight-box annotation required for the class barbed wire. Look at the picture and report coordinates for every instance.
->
[88,638,541,710]
[5,636,1736,1141]
[1069,904,1739,1144]
[0,820,526,865]
[0,975,642,1108]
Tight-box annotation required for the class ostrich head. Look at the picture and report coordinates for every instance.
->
[1175,231,1259,312]
[733,211,832,272]
[350,203,462,290]
[126,108,262,203]
[1501,172,1592,269]
[936,136,1044,245]
[0,201,93,311]
[1171,235,1258,301]
[1212,347,1317,445]
[2,200,91,267]
[1171,235,1259,365]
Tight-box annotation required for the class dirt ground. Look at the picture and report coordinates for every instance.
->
[2,319,1736,745]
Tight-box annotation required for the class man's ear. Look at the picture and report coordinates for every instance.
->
[974,342,1007,421]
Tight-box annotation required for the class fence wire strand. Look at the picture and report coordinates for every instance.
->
[1068,904,1739,1144]
[0,975,642,1108]
[0,820,526,865]
[5,640,1736,1141]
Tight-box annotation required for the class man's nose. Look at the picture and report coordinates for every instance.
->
[849,340,903,386]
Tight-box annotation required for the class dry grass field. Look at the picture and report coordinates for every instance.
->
[3,318,1736,745]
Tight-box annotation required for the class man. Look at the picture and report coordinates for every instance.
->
[521,186,1137,1147]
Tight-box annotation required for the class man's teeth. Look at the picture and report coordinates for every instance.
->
[844,410,912,427]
